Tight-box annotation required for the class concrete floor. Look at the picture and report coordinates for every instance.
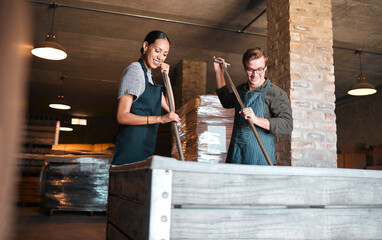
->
[10,206,107,240]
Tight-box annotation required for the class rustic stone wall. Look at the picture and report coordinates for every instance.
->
[267,0,337,167]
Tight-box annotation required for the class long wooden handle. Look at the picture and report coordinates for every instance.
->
[221,64,273,166]
[162,72,185,161]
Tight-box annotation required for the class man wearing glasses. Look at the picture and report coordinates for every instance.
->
[213,47,293,165]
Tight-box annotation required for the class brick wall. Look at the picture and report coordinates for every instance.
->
[174,60,207,108]
[267,0,337,167]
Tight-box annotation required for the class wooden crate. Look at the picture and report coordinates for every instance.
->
[107,155,382,240]
[16,166,45,205]
[16,119,57,205]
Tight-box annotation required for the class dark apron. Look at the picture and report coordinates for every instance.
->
[226,80,275,165]
[111,59,162,165]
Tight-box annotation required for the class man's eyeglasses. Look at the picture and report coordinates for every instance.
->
[246,66,266,75]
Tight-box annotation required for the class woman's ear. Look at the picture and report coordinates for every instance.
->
[142,41,148,54]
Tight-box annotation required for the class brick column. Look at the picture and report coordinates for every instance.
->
[267,0,337,167]
[174,60,207,108]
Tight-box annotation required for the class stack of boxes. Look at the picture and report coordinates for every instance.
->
[171,95,234,163]
[44,143,114,214]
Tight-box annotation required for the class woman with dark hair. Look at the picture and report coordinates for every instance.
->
[111,30,180,165]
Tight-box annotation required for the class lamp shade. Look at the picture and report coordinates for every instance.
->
[49,95,71,110]
[31,33,67,60]
[59,121,73,132]
[59,126,73,131]
[347,73,377,96]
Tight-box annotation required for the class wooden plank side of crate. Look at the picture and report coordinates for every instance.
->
[106,223,131,240]
[170,207,382,240]
[109,169,148,202]
[108,166,173,240]
[107,156,382,239]
[170,170,382,206]
[107,196,146,240]
[145,156,382,206]
[148,156,382,179]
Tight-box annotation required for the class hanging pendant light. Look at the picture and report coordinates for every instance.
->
[31,3,67,60]
[348,50,377,96]
[49,76,71,110]
[59,119,73,132]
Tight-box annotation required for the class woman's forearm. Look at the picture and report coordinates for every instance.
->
[117,112,162,125]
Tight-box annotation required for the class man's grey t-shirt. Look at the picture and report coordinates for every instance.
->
[118,62,154,101]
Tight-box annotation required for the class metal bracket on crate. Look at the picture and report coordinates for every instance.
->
[148,169,173,240]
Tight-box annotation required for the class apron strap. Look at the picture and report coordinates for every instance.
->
[138,58,156,85]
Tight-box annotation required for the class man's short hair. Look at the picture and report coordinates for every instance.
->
[242,47,267,67]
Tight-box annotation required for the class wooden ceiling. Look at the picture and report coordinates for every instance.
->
[27,0,382,119]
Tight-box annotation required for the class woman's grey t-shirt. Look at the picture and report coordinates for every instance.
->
[118,62,154,101]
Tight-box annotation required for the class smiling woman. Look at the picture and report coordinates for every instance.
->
[111,30,180,166]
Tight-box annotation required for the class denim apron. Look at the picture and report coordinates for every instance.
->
[111,59,162,165]
[226,80,275,165]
